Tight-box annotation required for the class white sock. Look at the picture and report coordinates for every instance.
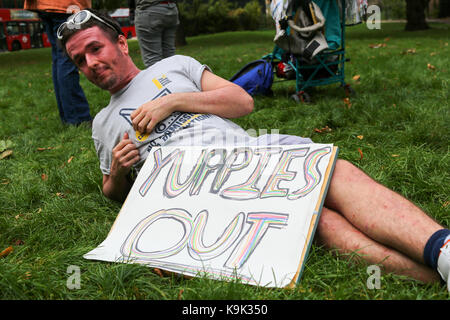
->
[442,235,450,248]
[437,235,450,281]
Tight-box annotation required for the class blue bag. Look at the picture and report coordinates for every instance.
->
[229,59,273,96]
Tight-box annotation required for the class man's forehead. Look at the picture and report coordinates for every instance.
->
[66,26,108,55]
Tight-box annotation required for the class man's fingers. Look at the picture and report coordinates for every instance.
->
[137,114,153,134]
[120,149,140,167]
[114,141,137,155]
[132,112,145,131]
[130,106,141,120]
[113,138,138,162]
[113,146,140,170]
[109,134,140,180]
[146,118,158,133]
[113,136,133,152]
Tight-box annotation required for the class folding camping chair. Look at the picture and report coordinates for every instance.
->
[264,0,365,102]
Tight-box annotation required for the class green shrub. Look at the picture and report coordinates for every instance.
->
[242,0,263,30]
[378,0,406,20]
[178,0,263,36]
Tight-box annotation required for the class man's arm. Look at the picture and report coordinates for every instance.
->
[130,70,254,134]
[104,69,253,201]
[102,132,140,202]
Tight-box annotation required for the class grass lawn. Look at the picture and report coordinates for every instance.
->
[0,22,449,300]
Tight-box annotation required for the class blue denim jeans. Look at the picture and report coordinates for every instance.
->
[39,12,91,125]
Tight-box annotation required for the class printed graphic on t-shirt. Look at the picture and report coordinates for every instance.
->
[118,81,212,152]
[136,131,150,142]
[152,75,171,89]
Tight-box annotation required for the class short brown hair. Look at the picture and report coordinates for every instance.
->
[58,9,124,56]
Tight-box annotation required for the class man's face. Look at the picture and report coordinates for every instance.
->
[65,26,127,93]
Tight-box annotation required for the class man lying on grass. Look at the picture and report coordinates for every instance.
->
[58,9,450,291]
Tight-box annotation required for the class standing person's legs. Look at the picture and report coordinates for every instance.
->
[316,159,448,283]
[40,12,91,125]
[50,14,91,125]
[40,13,64,122]
[161,13,179,59]
[135,11,164,68]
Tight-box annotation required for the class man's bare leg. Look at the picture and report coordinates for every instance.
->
[316,207,440,283]
[323,160,443,266]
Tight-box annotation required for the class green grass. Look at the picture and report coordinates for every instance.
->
[0,22,449,300]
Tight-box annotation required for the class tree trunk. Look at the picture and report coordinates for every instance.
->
[265,0,271,16]
[176,14,187,47]
[439,0,450,18]
[405,0,429,31]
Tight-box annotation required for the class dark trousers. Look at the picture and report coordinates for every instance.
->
[135,4,179,68]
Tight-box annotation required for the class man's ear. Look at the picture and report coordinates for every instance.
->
[117,34,129,55]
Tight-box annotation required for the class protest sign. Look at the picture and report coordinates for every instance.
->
[84,144,338,288]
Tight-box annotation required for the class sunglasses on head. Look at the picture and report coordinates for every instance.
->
[57,10,122,40]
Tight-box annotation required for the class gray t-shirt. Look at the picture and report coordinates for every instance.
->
[92,55,312,175]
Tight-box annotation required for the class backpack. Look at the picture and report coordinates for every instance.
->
[229,59,274,96]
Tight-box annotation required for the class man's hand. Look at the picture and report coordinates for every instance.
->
[129,70,254,135]
[102,132,140,202]
[130,95,175,134]
[110,132,140,178]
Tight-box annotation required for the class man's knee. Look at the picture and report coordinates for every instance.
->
[315,208,344,247]
[331,159,373,185]
[317,208,336,233]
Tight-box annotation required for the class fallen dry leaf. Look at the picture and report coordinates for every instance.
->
[314,126,332,134]
[392,154,400,157]
[0,150,13,160]
[154,268,164,277]
[443,201,449,208]
[67,156,74,164]
[352,74,361,82]
[0,139,14,152]
[343,97,352,108]
[358,148,363,160]
[430,52,437,56]
[1,179,10,185]
[56,192,66,198]
[0,246,13,258]
[132,286,143,299]
[37,147,54,151]
[427,63,436,70]
[403,48,416,55]
[41,173,48,181]
[178,289,184,300]
[13,239,24,246]
[357,135,364,140]
[369,43,387,49]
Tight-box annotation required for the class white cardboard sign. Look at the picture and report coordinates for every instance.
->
[84,144,337,288]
